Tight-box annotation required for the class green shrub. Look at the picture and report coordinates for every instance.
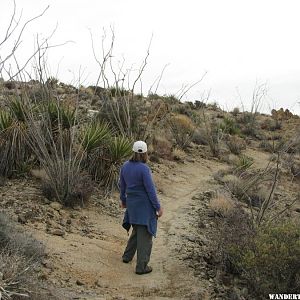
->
[220,117,240,135]
[228,221,300,295]
[235,154,254,172]
[0,104,31,177]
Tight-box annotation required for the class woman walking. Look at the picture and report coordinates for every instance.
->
[119,140,163,275]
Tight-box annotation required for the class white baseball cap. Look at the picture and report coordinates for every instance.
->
[132,141,147,153]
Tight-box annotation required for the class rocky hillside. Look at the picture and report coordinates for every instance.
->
[0,79,299,299]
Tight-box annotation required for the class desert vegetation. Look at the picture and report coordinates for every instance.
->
[0,2,299,299]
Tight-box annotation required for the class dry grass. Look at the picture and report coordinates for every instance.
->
[210,193,235,217]
[172,147,186,161]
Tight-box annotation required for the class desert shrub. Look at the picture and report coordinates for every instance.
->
[168,114,195,149]
[238,112,259,137]
[41,168,94,207]
[259,138,285,153]
[226,221,300,295]
[151,135,173,159]
[225,135,246,155]
[85,135,132,192]
[260,118,282,131]
[192,128,208,145]
[223,175,246,200]
[207,102,219,110]
[0,212,45,299]
[231,107,240,116]
[235,154,254,172]
[210,193,235,217]
[194,100,206,109]
[0,99,32,177]
[218,206,254,274]
[45,100,76,131]
[26,102,91,206]
[81,121,111,153]
[172,147,186,161]
[172,103,193,117]
[220,117,240,135]
[203,120,223,157]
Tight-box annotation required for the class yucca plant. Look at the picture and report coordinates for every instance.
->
[81,121,111,153]
[85,134,132,192]
[0,106,30,177]
[101,136,133,191]
[25,102,93,206]
[45,100,76,131]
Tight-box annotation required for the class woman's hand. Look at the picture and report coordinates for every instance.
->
[120,202,126,209]
[157,207,163,218]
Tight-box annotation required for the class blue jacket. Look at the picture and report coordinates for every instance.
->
[119,161,161,236]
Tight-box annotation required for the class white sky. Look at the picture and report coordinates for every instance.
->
[1,0,300,114]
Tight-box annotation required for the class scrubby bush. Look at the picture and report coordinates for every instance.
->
[231,107,240,116]
[259,138,285,154]
[220,117,240,135]
[0,212,45,299]
[203,120,223,157]
[192,128,208,145]
[209,193,235,217]
[168,114,195,149]
[172,147,186,161]
[225,135,246,155]
[151,135,173,160]
[225,221,300,295]
[0,99,32,177]
[235,154,254,172]
[260,118,282,131]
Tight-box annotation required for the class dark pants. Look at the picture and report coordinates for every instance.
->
[122,224,153,273]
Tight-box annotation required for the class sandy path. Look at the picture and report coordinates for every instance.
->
[32,158,222,299]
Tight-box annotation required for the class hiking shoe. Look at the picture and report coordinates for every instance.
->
[136,266,152,275]
[122,258,131,263]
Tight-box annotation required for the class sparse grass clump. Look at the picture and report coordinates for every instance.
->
[210,193,235,217]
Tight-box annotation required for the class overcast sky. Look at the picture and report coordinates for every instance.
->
[1,0,300,114]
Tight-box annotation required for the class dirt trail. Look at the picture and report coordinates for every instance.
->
[32,158,223,299]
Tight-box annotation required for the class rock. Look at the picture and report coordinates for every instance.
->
[76,279,85,286]
[50,202,63,211]
[49,229,65,237]
[17,215,27,224]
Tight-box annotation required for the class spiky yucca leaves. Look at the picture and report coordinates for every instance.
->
[101,136,133,191]
[84,133,132,192]
[46,100,76,131]
[0,99,31,177]
[81,121,111,153]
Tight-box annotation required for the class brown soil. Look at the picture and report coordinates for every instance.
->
[25,157,223,299]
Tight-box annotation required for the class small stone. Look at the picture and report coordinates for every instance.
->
[17,215,27,224]
[50,229,65,237]
[76,279,85,286]
[50,202,63,211]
